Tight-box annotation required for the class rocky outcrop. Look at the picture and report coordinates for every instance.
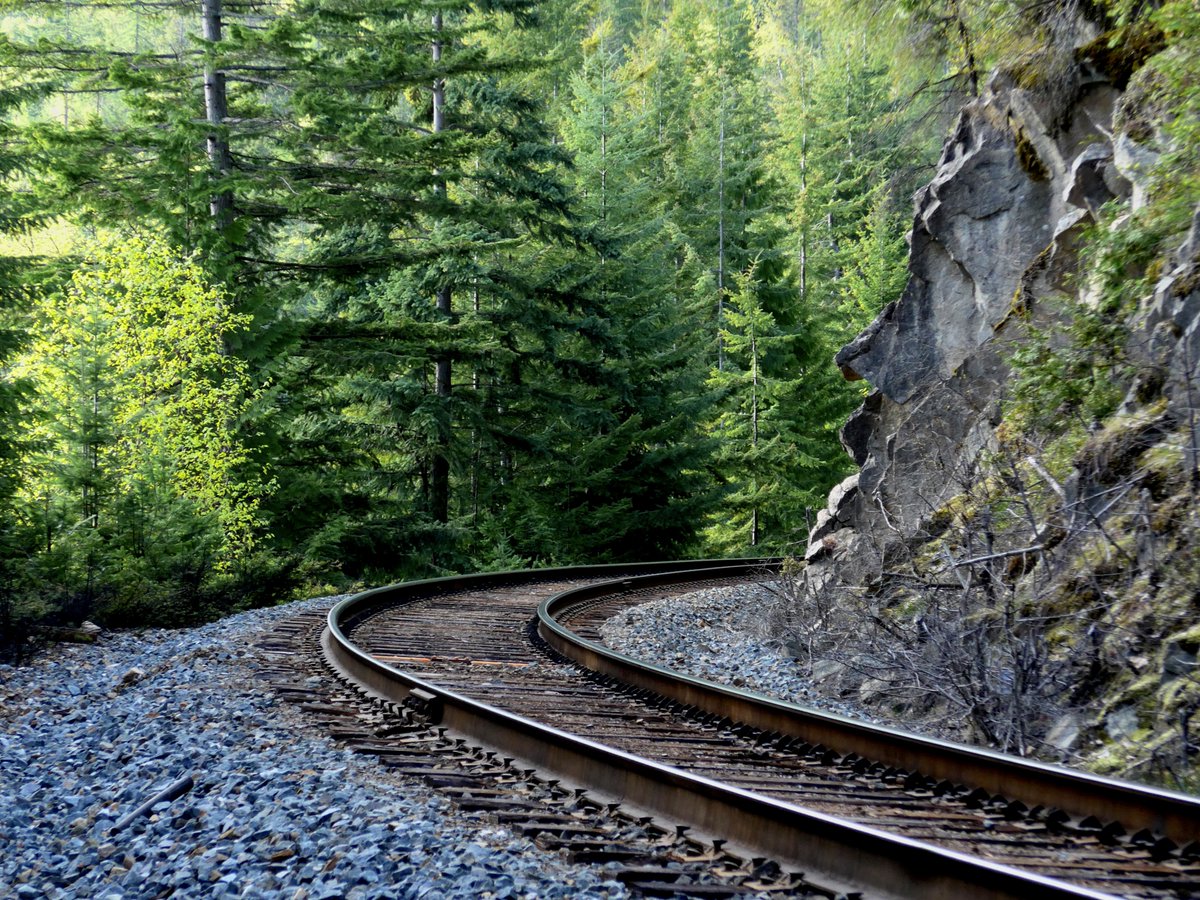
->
[793,27,1200,780]
[804,54,1130,590]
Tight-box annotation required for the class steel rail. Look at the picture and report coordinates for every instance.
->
[538,570,1200,845]
[324,561,1127,900]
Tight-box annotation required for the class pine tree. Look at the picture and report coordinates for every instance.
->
[0,74,65,650]
[260,0,596,573]
[656,0,791,364]
[705,263,831,554]
[753,10,940,518]
[0,0,268,268]
[514,23,718,562]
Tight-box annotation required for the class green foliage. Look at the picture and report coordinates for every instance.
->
[1143,1,1200,238]
[1010,209,1162,434]
[10,234,272,626]
[24,235,268,558]
[0,0,998,625]
[839,185,911,329]
[1008,0,1200,441]
[532,24,720,562]
[705,263,827,553]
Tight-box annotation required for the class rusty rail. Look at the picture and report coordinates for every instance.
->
[321,561,1159,900]
[538,570,1200,844]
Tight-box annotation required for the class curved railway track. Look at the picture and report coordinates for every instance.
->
[311,561,1200,900]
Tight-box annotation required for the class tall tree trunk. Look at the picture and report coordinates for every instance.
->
[715,0,728,372]
[947,0,980,97]
[750,330,758,547]
[716,80,727,372]
[430,10,452,523]
[202,0,234,231]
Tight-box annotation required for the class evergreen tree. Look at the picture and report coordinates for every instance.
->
[757,12,939,517]
[261,0,605,574]
[14,235,270,620]
[776,32,918,337]
[705,263,829,553]
[521,23,718,561]
[0,75,65,652]
[0,0,971,594]
[0,0,267,269]
[657,0,791,363]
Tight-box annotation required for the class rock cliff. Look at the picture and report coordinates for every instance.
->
[806,49,1125,585]
[791,29,1200,783]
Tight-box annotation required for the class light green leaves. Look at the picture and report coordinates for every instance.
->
[22,233,268,567]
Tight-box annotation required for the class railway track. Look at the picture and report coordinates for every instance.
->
[301,561,1200,899]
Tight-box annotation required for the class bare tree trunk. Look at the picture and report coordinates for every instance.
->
[714,0,728,372]
[947,0,979,97]
[202,0,234,231]
[430,9,452,524]
[716,75,727,372]
[750,330,759,546]
[798,115,807,306]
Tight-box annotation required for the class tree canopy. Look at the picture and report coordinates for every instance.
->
[6,0,1178,644]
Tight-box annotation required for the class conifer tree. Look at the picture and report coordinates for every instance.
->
[519,23,718,561]
[0,76,62,648]
[755,11,938,518]
[705,263,830,553]
[12,236,269,619]
[657,0,791,363]
[260,0,602,572]
[0,0,266,268]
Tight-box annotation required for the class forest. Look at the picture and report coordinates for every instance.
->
[0,0,1195,649]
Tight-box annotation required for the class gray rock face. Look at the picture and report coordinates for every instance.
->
[836,112,1056,403]
[1139,210,1200,452]
[1113,131,1160,211]
[808,64,1128,590]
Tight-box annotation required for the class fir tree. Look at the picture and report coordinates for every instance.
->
[705,263,829,554]
[263,0,593,572]
[521,24,718,561]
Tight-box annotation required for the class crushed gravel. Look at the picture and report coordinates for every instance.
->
[0,597,628,900]
[599,582,880,723]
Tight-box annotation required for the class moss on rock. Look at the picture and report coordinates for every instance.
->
[1076,22,1166,90]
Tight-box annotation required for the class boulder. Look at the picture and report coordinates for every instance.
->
[1045,712,1084,753]
[45,621,102,644]
[1104,705,1140,741]
[1066,143,1124,215]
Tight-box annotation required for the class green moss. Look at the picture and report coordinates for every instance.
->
[892,593,929,619]
[1164,623,1200,652]
[1077,531,1137,574]
[1149,431,1188,467]
[1162,676,1200,714]
[1087,746,1130,776]
[1102,672,1160,716]
[926,491,993,540]
[1173,265,1200,297]
[1044,423,1090,483]
[1077,401,1172,484]
[1008,51,1050,91]
[1047,573,1101,617]
[1151,491,1192,532]
[1076,23,1167,90]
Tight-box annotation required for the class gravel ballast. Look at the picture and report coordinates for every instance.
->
[0,598,628,900]
[599,582,878,723]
